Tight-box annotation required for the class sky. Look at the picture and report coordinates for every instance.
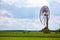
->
[0,0,60,30]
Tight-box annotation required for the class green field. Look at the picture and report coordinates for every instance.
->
[0,37,60,40]
[0,31,60,40]
[0,32,60,37]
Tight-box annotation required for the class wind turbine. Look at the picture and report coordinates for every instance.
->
[39,6,50,30]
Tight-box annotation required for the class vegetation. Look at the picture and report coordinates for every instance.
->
[0,37,60,40]
[55,28,60,33]
[0,31,60,40]
[42,29,51,33]
[0,31,60,37]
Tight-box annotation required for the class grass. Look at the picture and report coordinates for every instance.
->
[0,32,60,37]
[0,31,60,40]
[0,37,60,40]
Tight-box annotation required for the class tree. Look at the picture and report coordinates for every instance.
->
[55,28,60,33]
[42,29,51,33]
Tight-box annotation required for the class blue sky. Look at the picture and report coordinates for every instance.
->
[0,0,60,30]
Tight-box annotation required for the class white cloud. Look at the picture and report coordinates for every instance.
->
[0,16,60,30]
[55,0,60,3]
[1,0,19,5]
[0,9,60,30]
[0,9,42,30]
[49,15,60,30]
[32,19,44,29]
[0,10,42,30]
[0,10,13,17]
[1,0,49,8]
[0,17,42,30]
[0,10,13,26]
[48,0,60,3]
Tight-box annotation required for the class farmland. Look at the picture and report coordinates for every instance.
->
[0,31,60,40]
[0,37,60,40]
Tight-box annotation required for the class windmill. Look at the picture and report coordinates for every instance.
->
[39,6,50,31]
